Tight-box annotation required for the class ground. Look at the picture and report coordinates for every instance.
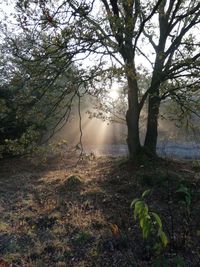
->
[0,149,200,267]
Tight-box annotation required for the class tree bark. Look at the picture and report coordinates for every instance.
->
[144,93,160,155]
[126,70,141,160]
[126,107,141,159]
[143,0,167,156]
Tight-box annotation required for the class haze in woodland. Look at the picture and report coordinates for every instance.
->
[0,0,200,160]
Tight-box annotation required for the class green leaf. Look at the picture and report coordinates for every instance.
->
[130,198,139,208]
[142,189,151,198]
[143,203,149,216]
[158,230,168,247]
[151,212,162,228]
[140,216,149,229]
[142,220,151,239]
[134,200,144,219]
[140,217,145,228]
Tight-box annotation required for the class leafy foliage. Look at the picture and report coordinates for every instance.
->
[131,190,168,254]
[0,31,81,157]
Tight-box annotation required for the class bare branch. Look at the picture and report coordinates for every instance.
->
[133,0,163,53]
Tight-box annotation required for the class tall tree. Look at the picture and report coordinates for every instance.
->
[5,0,200,160]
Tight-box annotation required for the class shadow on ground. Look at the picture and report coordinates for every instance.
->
[0,152,200,266]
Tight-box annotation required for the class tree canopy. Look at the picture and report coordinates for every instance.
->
[0,29,83,157]
[0,0,200,159]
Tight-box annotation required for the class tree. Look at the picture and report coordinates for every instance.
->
[4,0,200,160]
[0,30,82,157]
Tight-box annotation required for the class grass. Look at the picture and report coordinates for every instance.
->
[0,151,200,266]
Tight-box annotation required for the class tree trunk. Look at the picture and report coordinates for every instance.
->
[126,74,141,160]
[144,94,160,154]
[126,108,141,159]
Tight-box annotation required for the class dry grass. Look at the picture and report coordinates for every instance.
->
[0,151,200,266]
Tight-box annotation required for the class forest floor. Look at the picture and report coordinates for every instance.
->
[0,149,200,267]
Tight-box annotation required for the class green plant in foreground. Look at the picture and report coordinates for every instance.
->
[131,190,168,254]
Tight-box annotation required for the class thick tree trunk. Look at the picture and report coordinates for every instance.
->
[126,74,141,160]
[144,94,160,155]
[126,108,141,159]
[120,39,142,160]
